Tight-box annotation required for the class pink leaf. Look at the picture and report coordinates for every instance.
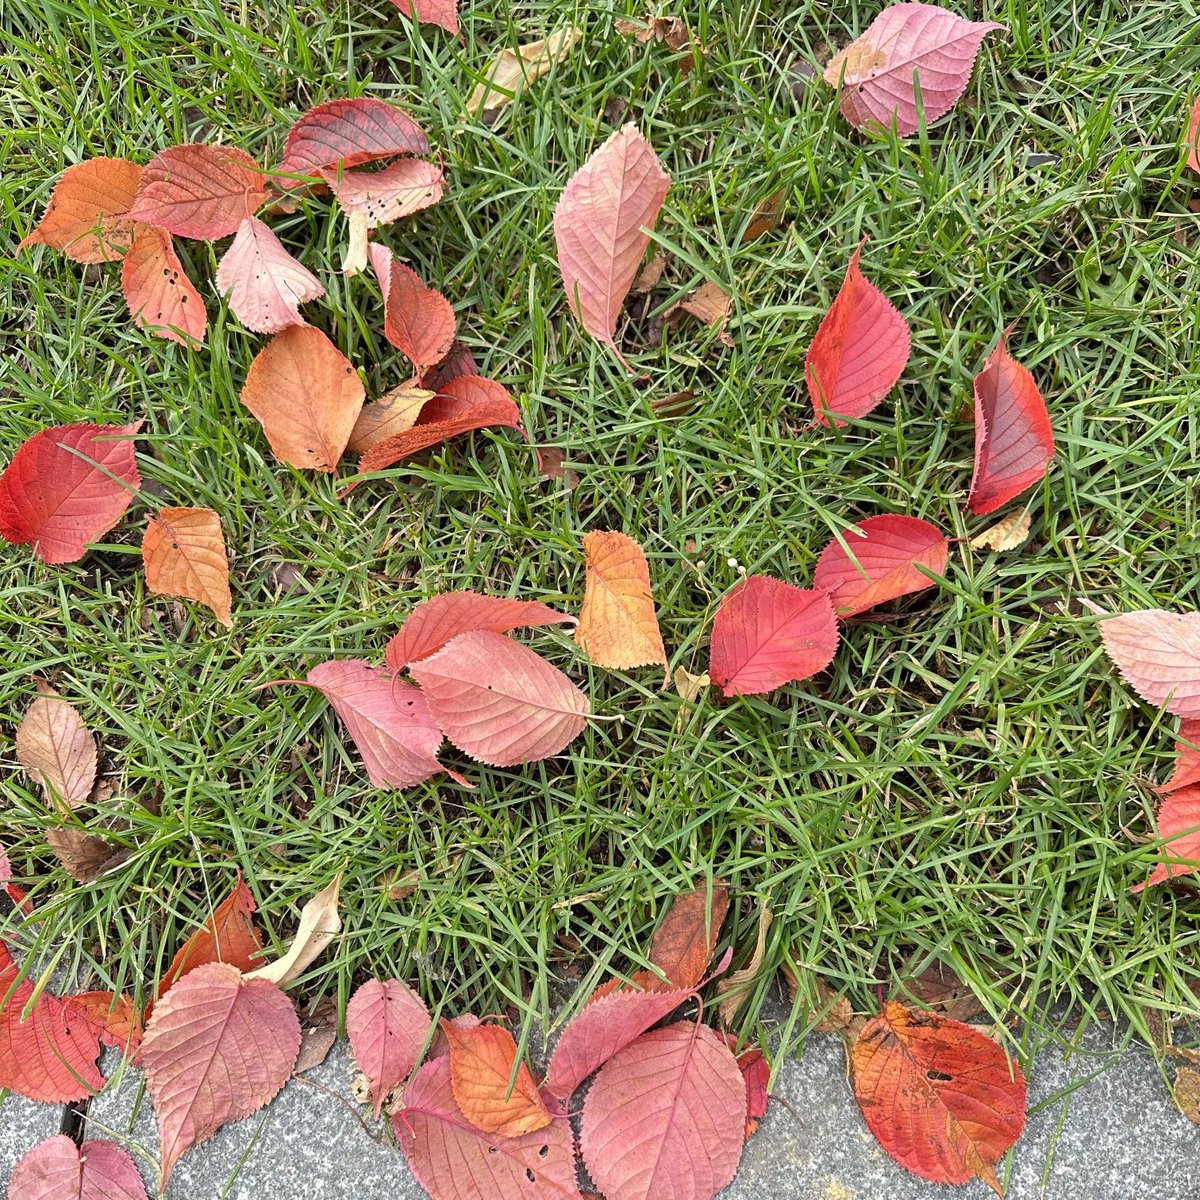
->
[0,423,141,565]
[968,334,1054,515]
[346,978,432,1118]
[824,3,1004,137]
[554,125,670,366]
[395,1056,581,1200]
[408,630,589,767]
[544,986,690,1099]
[276,98,429,177]
[322,160,444,230]
[813,514,948,617]
[127,144,266,240]
[1133,786,1200,892]
[1095,609,1200,720]
[142,962,300,1189]
[299,659,453,789]
[804,243,910,425]
[580,1022,747,1200]
[382,262,456,377]
[121,226,207,347]
[387,0,459,35]
[386,590,575,672]
[1188,96,1200,173]
[215,217,324,334]
[1159,719,1200,795]
[8,1135,148,1200]
[709,575,840,698]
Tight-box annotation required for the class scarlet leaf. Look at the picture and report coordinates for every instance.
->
[968,335,1054,514]
[240,326,365,472]
[851,1000,1025,1195]
[709,575,839,698]
[804,243,910,425]
[1095,609,1200,719]
[277,98,429,177]
[15,684,97,809]
[647,882,729,991]
[1159,719,1200,794]
[127,144,266,240]
[142,506,233,628]
[580,1022,746,1200]
[0,423,141,565]
[294,659,453,788]
[813,514,948,617]
[347,978,432,1117]
[215,217,324,334]
[737,1045,769,1140]
[160,874,264,995]
[408,630,589,767]
[1132,786,1200,892]
[1188,96,1200,173]
[544,986,689,1099]
[121,226,207,347]
[385,590,574,672]
[576,530,667,676]
[396,1056,581,1200]
[442,1020,550,1136]
[143,962,300,1188]
[382,262,456,377]
[8,1135,148,1200]
[19,157,142,263]
[824,4,1004,137]
[554,124,670,366]
[347,386,433,454]
[388,0,459,35]
[322,160,444,229]
[63,991,142,1055]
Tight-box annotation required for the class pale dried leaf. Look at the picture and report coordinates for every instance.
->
[970,508,1032,553]
[717,903,773,1025]
[15,684,98,809]
[244,874,341,987]
[467,26,582,115]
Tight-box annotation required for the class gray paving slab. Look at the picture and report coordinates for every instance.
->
[0,1092,63,1184]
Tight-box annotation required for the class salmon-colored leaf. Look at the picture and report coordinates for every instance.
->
[442,1020,550,1136]
[240,326,365,471]
[15,683,97,809]
[128,144,265,239]
[576,530,667,675]
[386,590,574,672]
[388,0,459,34]
[322,160,444,230]
[8,1135,148,1200]
[1159,719,1200,794]
[813,514,948,617]
[277,98,429,177]
[346,386,433,454]
[824,4,1004,137]
[1188,96,1200,173]
[1133,786,1200,891]
[408,630,589,767]
[215,217,324,334]
[382,262,456,377]
[647,882,729,991]
[142,507,233,628]
[160,874,264,995]
[851,1000,1025,1196]
[580,1022,746,1200]
[143,963,300,1189]
[805,243,910,425]
[709,575,839,698]
[0,423,141,565]
[19,157,142,263]
[1095,609,1200,719]
[64,991,142,1055]
[121,226,207,346]
[554,124,670,365]
[396,1056,581,1200]
[347,978,432,1117]
[544,986,690,1099]
[968,334,1053,514]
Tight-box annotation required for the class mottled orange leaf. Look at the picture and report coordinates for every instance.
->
[646,882,729,992]
[121,226,207,347]
[441,1020,551,1136]
[142,507,233,628]
[19,157,142,263]
[159,874,264,996]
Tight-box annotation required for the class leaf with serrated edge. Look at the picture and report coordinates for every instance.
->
[8,1135,148,1200]
[1095,609,1200,720]
[442,1020,550,1135]
[121,226,207,346]
[159,874,263,995]
[322,160,444,230]
[128,144,266,240]
[969,508,1032,553]
[216,217,324,334]
[18,158,142,263]
[15,684,97,809]
[1158,719,1200,795]
[277,98,429,176]
[244,875,341,987]
[647,882,729,991]
[576,530,667,675]
[142,507,233,628]
[382,262,456,376]
[1132,786,1200,891]
[347,979,432,1117]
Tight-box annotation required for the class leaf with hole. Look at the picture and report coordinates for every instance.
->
[347,978,432,1117]
[121,225,207,346]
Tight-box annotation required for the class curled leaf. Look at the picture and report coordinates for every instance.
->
[467,26,582,115]
[322,159,444,230]
[277,98,429,177]
[244,874,341,986]
[159,874,264,995]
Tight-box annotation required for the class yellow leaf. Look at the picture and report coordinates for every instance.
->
[717,902,772,1025]
[467,26,583,115]
[346,385,435,454]
[141,507,233,629]
[244,874,342,987]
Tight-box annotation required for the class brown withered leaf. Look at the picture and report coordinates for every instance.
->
[46,826,128,883]
[782,960,866,1040]
[536,446,579,488]
[901,963,984,1023]
[615,11,697,72]
[15,682,99,810]
[647,881,729,990]
[1176,1067,1200,1124]
[467,26,583,115]
[662,280,734,345]
[970,508,1032,553]
[673,665,710,703]
[649,389,696,418]
[717,902,772,1024]
[632,249,666,293]
[742,189,784,241]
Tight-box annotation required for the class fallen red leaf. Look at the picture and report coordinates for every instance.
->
[554,124,670,367]
[8,1135,148,1200]
[1159,719,1200,794]
[709,575,839,698]
[851,1000,1025,1196]
[420,341,479,391]
[18,157,142,263]
[580,1022,746,1200]
[442,1020,551,1136]
[382,262,456,378]
[968,334,1054,515]
[0,422,141,565]
[15,683,98,809]
[159,874,264,995]
[644,882,729,992]
[1095,608,1200,720]
[824,4,1004,137]
[1132,785,1200,891]
[387,0,459,35]
[142,506,233,628]
[128,144,266,240]
[408,630,589,767]
[64,991,143,1055]
[386,590,574,672]
[215,217,324,334]
[1188,96,1200,173]
[735,1045,769,1140]
[813,514,948,617]
[121,225,207,346]
[276,98,429,177]
[347,978,432,1117]
[804,243,910,425]
[0,843,29,913]
[322,160,444,229]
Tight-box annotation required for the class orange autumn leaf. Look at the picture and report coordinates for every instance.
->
[576,530,667,677]
[646,881,729,991]
[19,157,143,263]
[121,226,207,347]
[440,1020,551,1136]
[158,874,264,996]
[142,507,233,628]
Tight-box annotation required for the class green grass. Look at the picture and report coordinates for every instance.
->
[2,0,1200,1086]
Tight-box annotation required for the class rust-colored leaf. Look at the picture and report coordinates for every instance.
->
[346,385,433,454]
[382,262,456,378]
[19,157,142,263]
[647,882,729,992]
[159,874,264,995]
[441,1019,551,1136]
[142,507,233,628]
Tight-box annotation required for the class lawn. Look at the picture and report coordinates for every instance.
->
[2,0,1200,1083]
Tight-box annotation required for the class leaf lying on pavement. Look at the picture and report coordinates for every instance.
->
[347,978,432,1117]
[8,1135,148,1200]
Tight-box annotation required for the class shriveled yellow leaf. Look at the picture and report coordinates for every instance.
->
[244,874,341,987]
[673,665,710,702]
[142,507,233,628]
[467,26,583,115]
[346,385,434,454]
[970,508,1032,553]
